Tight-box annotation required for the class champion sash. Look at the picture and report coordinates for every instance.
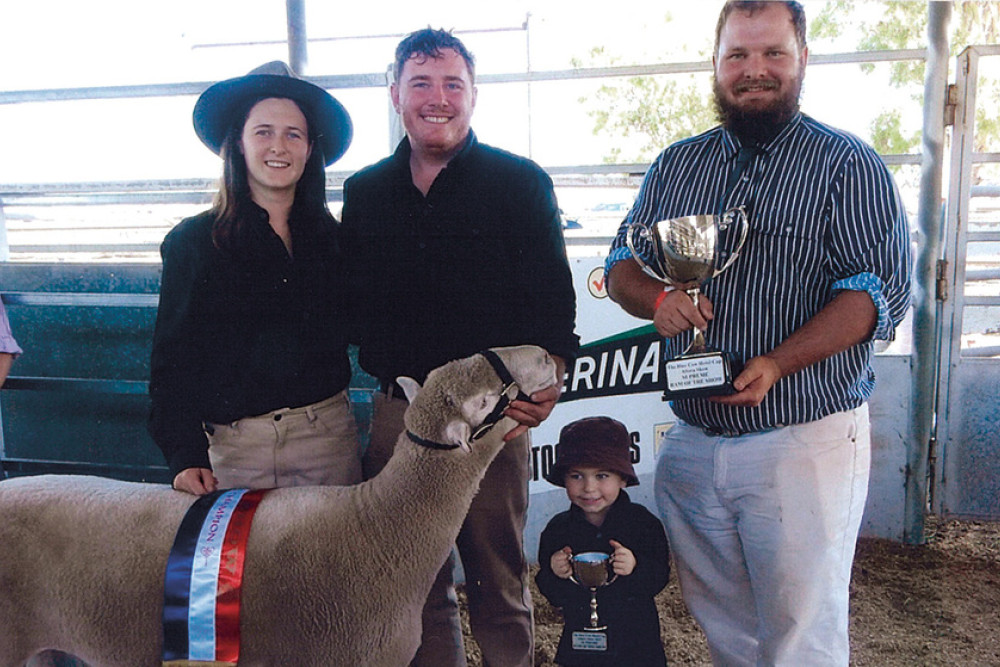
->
[162,488,269,666]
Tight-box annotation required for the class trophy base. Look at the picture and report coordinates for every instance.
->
[572,630,609,651]
[662,349,742,401]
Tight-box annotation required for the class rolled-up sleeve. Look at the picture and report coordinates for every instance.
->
[828,146,913,341]
[604,159,663,286]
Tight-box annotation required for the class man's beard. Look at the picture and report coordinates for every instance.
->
[713,74,803,145]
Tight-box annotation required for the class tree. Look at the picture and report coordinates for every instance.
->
[813,0,1000,157]
[578,2,1000,164]
[572,49,716,164]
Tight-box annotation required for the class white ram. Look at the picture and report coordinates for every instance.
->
[0,345,557,667]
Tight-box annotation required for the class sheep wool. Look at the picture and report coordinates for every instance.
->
[0,345,558,667]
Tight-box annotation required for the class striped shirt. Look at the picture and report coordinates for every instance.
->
[606,113,912,435]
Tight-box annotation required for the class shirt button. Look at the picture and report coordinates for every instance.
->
[274,414,282,421]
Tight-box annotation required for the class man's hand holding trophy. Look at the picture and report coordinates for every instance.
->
[627,207,748,400]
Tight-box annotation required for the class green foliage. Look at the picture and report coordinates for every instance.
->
[870,109,920,155]
[813,1,1000,154]
[574,44,717,163]
[585,74,716,163]
[580,2,1000,162]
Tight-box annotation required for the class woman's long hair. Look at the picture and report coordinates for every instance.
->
[210,95,333,252]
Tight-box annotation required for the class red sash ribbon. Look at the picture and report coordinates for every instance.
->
[162,488,269,666]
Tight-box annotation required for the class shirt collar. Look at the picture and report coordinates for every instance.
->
[392,129,478,170]
[447,128,477,166]
[567,489,633,523]
[244,199,321,247]
[720,111,803,160]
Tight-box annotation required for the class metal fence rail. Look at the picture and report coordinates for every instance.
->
[1,290,159,396]
[0,49,928,105]
[1,48,931,258]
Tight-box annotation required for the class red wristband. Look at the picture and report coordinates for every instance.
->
[652,286,675,312]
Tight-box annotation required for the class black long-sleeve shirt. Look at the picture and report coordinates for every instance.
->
[340,131,579,384]
[148,204,352,477]
[536,491,670,666]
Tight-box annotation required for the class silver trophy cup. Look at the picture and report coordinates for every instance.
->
[570,552,618,632]
[626,206,749,399]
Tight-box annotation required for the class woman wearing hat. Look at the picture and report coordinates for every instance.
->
[149,62,358,495]
[535,416,670,666]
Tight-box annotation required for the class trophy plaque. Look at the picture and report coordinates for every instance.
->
[626,206,749,400]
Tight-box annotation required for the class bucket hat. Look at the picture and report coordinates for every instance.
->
[544,416,639,487]
[193,61,352,166]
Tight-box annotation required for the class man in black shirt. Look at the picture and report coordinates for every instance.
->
[341,28,578,667]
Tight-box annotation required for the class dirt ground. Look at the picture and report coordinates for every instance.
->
[460,517,1000,666]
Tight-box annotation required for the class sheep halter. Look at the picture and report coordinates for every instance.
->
[407,349,533,450]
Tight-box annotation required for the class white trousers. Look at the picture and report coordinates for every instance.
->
[655,405,871,666]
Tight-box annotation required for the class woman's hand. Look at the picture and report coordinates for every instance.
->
[172,467,218,495]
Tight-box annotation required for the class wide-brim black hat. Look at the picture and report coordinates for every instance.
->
[544,416,640,487]
[193,61,352,166]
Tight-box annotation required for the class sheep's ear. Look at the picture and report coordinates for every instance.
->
[445,421,473,453]
[396,376,422,404]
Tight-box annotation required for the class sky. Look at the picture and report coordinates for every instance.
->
[0,1,922,189]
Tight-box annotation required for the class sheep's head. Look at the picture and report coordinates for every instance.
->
[399,346,558,452]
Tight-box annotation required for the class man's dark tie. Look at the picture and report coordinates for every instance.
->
[719,143,758,214]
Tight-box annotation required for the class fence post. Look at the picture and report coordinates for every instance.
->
[906,0,952,545]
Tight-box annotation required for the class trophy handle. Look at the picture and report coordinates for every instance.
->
[713,206,749,277]
[626,223,668,283]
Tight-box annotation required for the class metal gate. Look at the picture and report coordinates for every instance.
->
[935,45,1000,520]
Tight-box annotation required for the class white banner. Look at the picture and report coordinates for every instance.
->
[529,254,677,494]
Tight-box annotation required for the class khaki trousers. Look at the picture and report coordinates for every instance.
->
[365,391,534,667]
[206,391,362,489]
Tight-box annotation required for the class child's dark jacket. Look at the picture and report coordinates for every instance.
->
[535,490,670,666]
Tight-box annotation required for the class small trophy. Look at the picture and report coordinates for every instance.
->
[570,551,618,645]
[626,207,749,400]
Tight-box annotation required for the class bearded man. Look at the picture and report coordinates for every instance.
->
[604,2,911,665]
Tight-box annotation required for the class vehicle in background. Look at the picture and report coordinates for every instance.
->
[560,208,582,230]
[589,202,632,215]
[572,201,633,236]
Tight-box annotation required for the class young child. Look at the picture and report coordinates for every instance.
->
[536,416,670,666]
